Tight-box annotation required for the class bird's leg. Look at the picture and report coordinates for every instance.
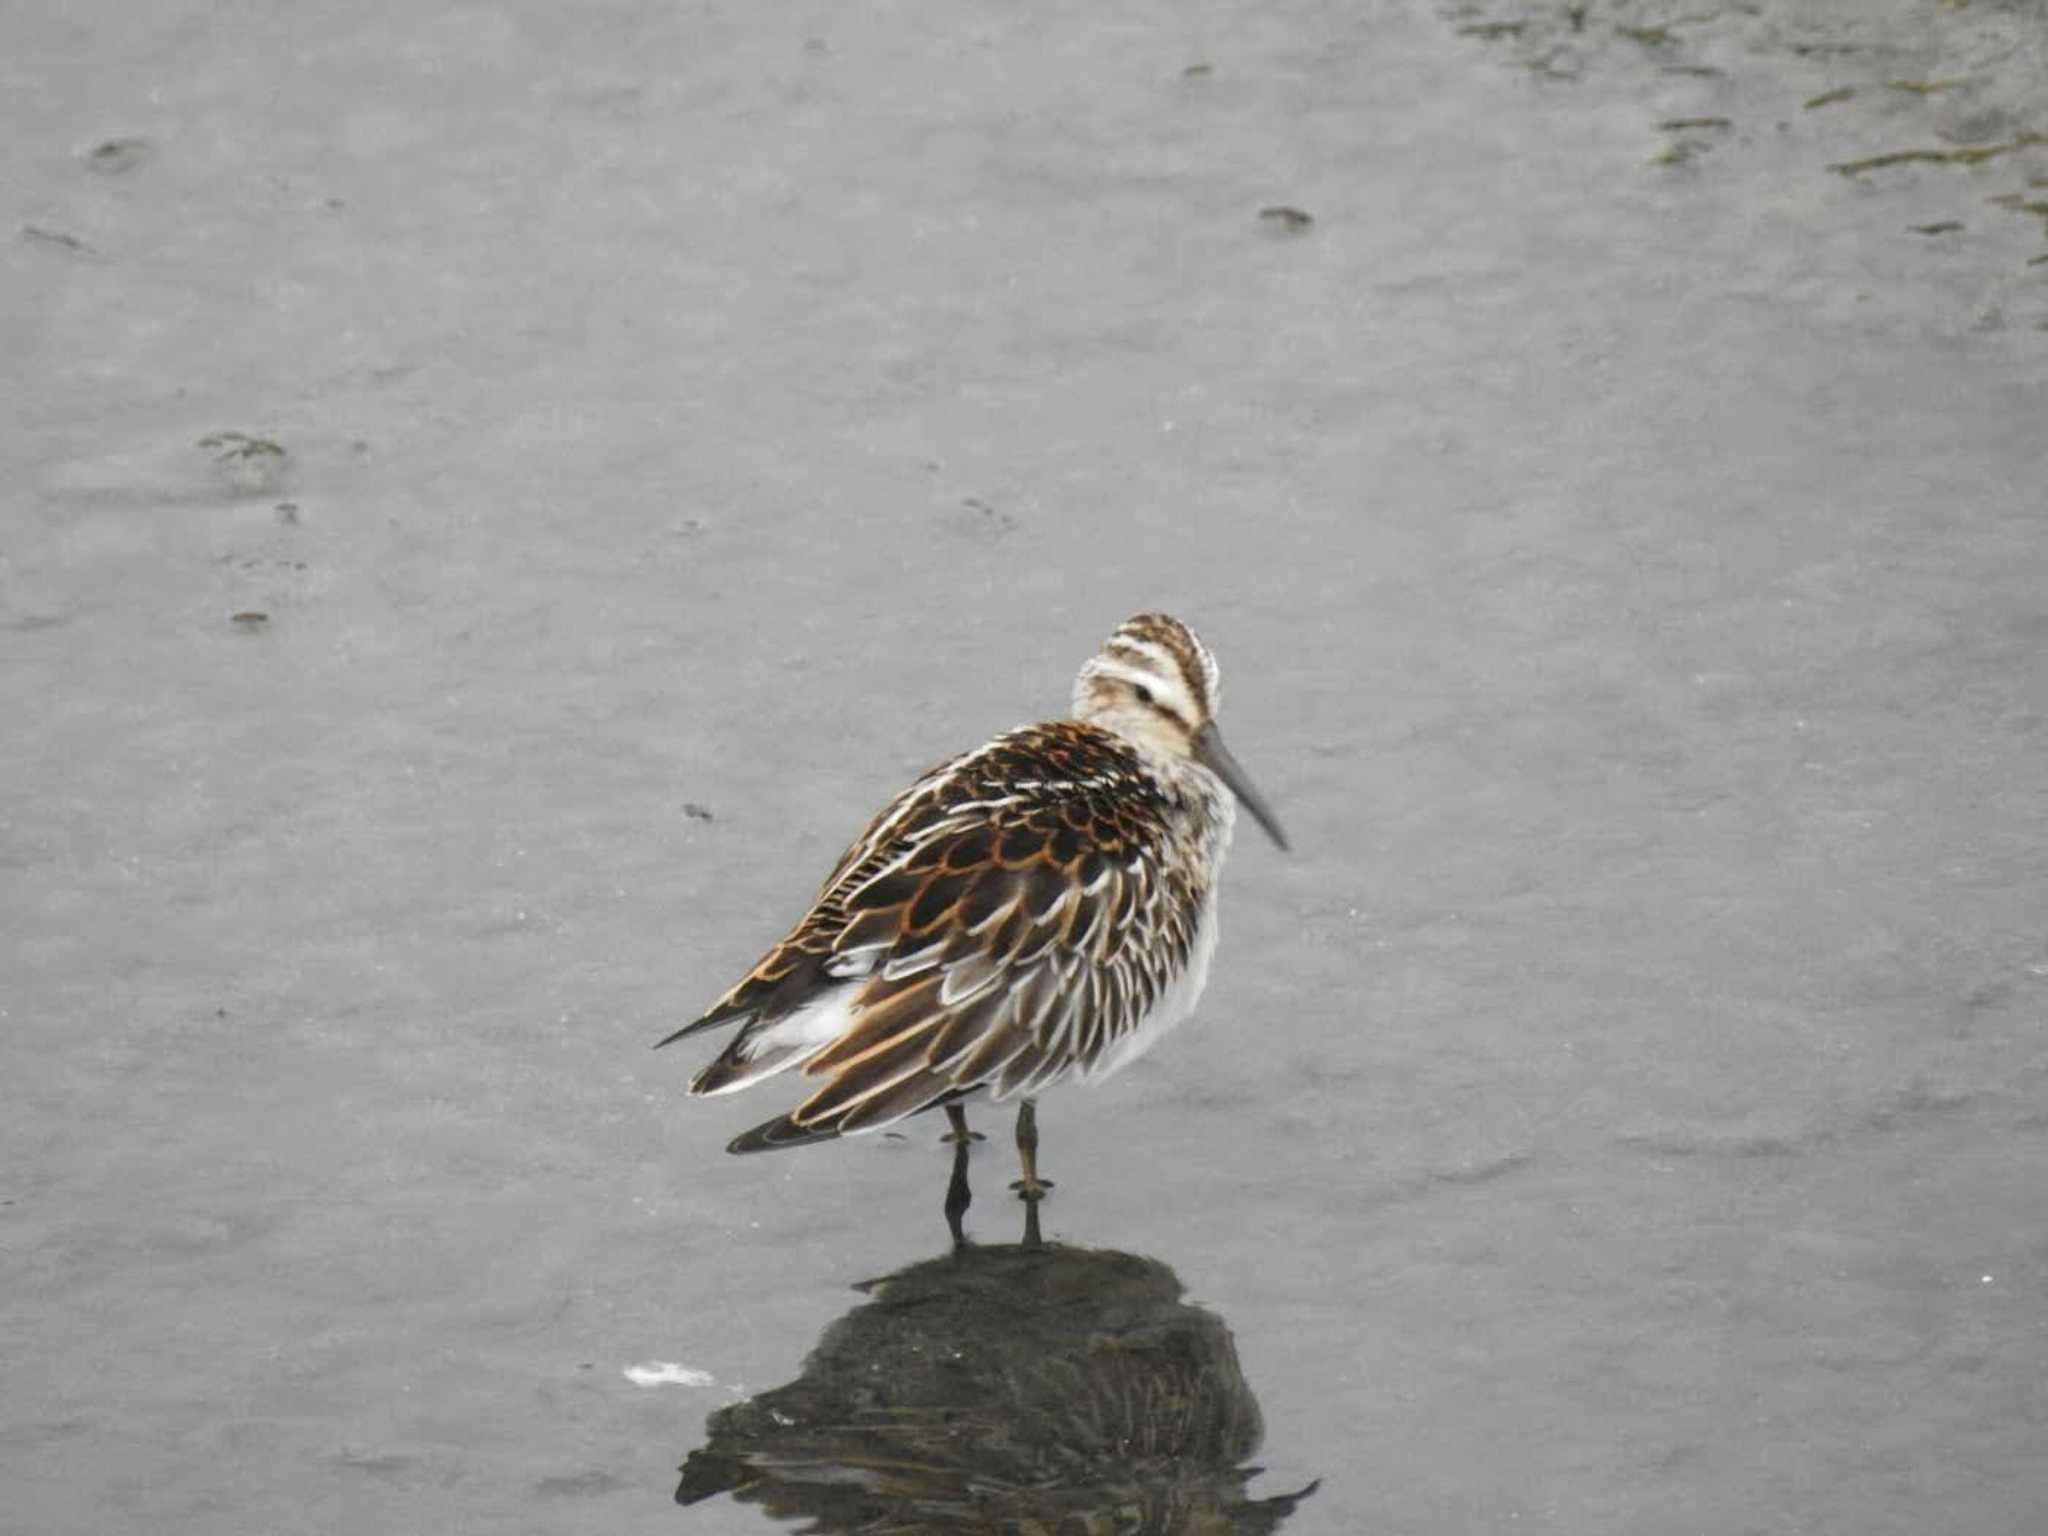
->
[1009,1097,1054,1202]
[941,1102,984,1144]
[944,1134,973,1248]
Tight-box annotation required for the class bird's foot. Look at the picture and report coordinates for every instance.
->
[1008,1176,1055,1203]
[940,1128,986,1145]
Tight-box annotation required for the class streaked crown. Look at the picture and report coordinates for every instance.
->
[1071,612,1220,757]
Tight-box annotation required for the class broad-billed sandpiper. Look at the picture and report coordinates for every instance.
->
[658,613,1287,1199]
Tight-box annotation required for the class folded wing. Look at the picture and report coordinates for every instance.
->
[660,726,1203,1149]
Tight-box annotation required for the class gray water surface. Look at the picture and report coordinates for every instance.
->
[6,3,2046,1533]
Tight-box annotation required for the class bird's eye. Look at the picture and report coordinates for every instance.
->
[1133,684,1156,706]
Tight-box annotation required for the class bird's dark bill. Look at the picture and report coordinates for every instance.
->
[1191,722,1289,851]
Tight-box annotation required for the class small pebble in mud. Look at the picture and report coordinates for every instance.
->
[86,137,152,173]
[1913,221,1965,235]
[1258,205,1314,232]
[682,803,714,822]
[1181,62,1214,77]
[1804,86,1856,110]
[959,496,1018,537]
[230,611,270,628]
[275,502,301,524]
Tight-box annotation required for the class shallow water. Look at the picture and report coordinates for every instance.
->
[674,1146,1319,1531]
[5,2,2047,1533]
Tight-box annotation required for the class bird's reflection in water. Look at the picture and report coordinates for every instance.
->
[676,1143,1317,1533]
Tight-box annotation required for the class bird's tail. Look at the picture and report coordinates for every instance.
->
[726,1113,843,1154]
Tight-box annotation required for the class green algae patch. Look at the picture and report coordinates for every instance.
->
[1258,205,1314,232]
[1828,136,2045,176]
[1987,193,2048,219]
[198,432,291,495]
[1886,78,1971,96]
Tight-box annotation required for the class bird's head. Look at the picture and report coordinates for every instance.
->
[1072,612,1289,850]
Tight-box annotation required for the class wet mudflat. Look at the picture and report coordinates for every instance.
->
[5,2,2046,1533]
